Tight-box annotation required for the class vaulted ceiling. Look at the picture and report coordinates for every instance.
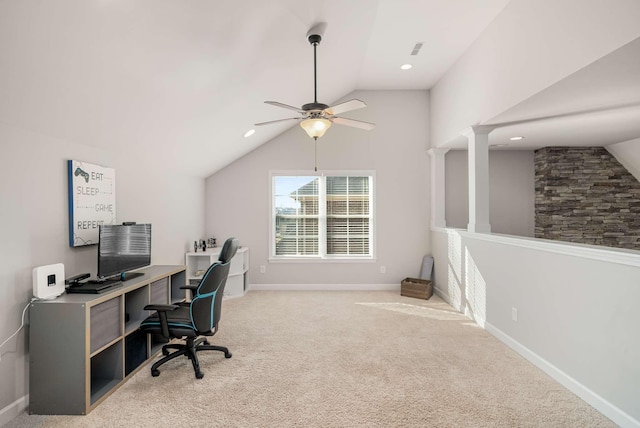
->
[1,1,638,177]
[0,0,509,177]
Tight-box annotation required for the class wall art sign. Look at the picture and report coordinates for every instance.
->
[68,160,116,247]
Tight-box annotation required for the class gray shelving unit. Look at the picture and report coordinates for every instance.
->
[29,265,186,415]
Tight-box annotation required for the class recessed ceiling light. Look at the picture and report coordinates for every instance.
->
[400,64,412,70]
[509,136,524,141]
[244,129,255,138]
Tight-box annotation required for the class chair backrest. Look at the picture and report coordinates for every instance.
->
[190,237,239,333]
[218,236,240,264]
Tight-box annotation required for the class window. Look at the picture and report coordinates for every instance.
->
[271,172,374,260]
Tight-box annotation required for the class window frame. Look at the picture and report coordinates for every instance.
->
[269,170,376,262]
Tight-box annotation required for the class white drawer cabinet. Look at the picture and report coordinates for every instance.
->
[185,247,249,297]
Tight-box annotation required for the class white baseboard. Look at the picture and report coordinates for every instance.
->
[412,287,637,427]
[433,287,451,304]
[485,323,640,428]
[0,394,28,427]
[248,283,400,291]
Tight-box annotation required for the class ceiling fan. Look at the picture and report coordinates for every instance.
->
[255,31,375,140]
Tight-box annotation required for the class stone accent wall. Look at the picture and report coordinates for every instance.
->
[535,147,640,249]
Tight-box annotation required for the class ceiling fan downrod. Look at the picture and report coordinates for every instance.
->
[309,34,321,104]
[301,34,329,113]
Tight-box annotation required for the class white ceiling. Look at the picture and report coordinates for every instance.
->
[477,35,640,150]
[0,0,510,177]
[1,0,637,176]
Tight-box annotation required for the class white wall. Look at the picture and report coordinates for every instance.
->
[0,123,204,420]
[607,139,640,182]
[430,0,640,146]
[445,149,535,237]
[205,90,430,287]
[431,228,640,427]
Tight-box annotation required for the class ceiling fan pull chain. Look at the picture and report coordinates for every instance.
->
[314,138,318,172]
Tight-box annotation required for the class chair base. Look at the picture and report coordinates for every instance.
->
[150,337,232,379]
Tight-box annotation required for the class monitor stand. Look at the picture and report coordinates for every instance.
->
[120,271,144,281]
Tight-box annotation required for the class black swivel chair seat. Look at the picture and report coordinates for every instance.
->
[140,237,239,379]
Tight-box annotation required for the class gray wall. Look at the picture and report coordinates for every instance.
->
[205,90,431,286]
[0,123,204,416]
[445,150,535,237]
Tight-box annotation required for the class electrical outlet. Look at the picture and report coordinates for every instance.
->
[259,265,266,274]
[512,307,518,322]
[380,265,386,274]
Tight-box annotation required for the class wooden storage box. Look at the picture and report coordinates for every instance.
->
[401,278,433,300]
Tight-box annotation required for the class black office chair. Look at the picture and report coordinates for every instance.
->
[140,237,239,379]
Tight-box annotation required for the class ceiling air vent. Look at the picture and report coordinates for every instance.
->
[410,42,423,56]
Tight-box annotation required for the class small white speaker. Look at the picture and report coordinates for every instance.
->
[33,263,65,300]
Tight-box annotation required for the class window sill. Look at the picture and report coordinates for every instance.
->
[268,257,376,264]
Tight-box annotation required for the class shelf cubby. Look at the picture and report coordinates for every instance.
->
[170,270,187,304]
[90,340,123,405]
[90,296,122,354]
[150,333,170,357]
[150,277,169,304]
[124,329,148,376]
[124,285,149,335]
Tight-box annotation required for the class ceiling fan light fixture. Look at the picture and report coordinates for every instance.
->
[300,118,332,139]
[255,28,374,141]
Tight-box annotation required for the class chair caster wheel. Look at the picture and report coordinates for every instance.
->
[225,352,232,359]
[151,369,160,377]
[196,372,204,379]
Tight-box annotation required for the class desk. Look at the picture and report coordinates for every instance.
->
[29,265,186,415]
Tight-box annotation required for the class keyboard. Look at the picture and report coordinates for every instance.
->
[66,279,122,294]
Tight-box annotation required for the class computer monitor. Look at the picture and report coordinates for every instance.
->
[97,223,151,281]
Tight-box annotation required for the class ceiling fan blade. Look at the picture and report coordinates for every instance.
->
[264,101,305,113]
[332,116,375,130]
[325,99,367,115]
[254,117,302,126]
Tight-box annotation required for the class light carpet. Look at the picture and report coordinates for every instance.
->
[8,291,615,427]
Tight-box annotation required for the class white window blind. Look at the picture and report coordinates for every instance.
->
[274,176,319,256]
[272,173,374,259]
[326,176,370,256]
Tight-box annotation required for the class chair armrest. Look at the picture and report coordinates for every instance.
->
[143,304,179,338]
[144,304,179,312]
[179,284,198,291]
